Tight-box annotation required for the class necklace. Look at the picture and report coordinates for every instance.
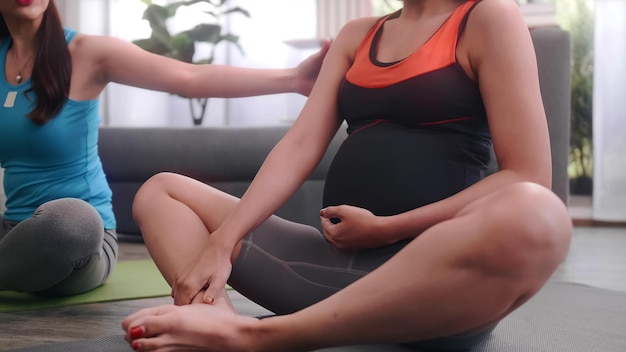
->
[11,48,34,84]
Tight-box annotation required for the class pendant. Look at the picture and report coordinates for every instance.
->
[16,75,23,84]
[4,91,18,108]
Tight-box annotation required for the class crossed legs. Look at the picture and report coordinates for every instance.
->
[0,198,117,296]
[131,172,240,309]
[126,173,572,351]
[269,182,572,350]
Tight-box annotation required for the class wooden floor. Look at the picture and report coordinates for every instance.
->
[1,223,625,351]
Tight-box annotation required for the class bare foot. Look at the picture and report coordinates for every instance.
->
[123,303,259,352]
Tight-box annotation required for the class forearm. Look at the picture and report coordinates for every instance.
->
[183,65,301,98]
[213,132,332,249]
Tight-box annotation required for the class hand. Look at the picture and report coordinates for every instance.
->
[123,304,258,352]
[171,236,233,306]
[320,205,392,250]
[293,38,332,96]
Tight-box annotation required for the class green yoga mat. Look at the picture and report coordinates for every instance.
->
[0,260,171,313]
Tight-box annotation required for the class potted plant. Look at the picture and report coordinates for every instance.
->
[133,0,250,126]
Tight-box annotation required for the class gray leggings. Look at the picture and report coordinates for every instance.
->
[229,215,495,351]
[0,198,118,296]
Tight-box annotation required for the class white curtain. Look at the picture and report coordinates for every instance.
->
[316,0,372,38]
[592,0,626,221]
[222,0,317,126]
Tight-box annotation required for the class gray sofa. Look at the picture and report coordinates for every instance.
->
[0,28,571,241]
[97,27,571,240]
[98,125,348,239]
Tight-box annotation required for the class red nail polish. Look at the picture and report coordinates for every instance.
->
[130,326,144,339]
[132,341,141,350]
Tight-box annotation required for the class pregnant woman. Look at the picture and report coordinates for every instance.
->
[123,0,572,351]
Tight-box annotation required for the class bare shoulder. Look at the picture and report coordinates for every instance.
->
[68,33,126,57]
[340,16,381,34]
[67,33,96,53]
[331,16,382,60]
[336,16,381,42]
[462,0,531,66]
[67,33,134,90]
[68,33,142,76]
[466,0,526,34]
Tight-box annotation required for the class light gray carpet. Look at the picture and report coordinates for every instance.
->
[7,281,626,351]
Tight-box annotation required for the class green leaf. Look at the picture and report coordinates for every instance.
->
[203,11,219,19]
[215,34,245,56]
[170,33,192,52]
[193,58,213,65]
[204,6,251,19]
[142,5,172,46]
[222,7,251,18]
[169,33,195,63]
[143,4,169,25]
[132,38,170,55]
[164,0,222,17]
[207,0,227,7]
[185,23,221,43]
[134,0,248,66]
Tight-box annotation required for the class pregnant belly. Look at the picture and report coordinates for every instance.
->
[322,122,483,216]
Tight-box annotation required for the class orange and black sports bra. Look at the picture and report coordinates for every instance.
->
[338,0,487,137]
[323,1,491,216]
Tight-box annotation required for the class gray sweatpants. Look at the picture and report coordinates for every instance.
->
[229,215,495,351]
[0,198,118,296]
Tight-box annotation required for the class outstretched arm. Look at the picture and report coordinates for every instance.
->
[69,34,330,100]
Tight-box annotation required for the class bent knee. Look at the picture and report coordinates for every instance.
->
[35,198,103,238]
[135,172,181,197]
[132,172,180,218]
[28,199,104,259]
[465,183,573,276]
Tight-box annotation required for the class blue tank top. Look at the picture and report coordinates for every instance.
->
[0,29,115,229]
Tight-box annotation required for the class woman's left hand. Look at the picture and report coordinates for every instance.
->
[171,236,233,306]
[293,38,332,96]
[320,205,392,250]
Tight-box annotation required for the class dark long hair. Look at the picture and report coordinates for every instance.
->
[0,0,71,125]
